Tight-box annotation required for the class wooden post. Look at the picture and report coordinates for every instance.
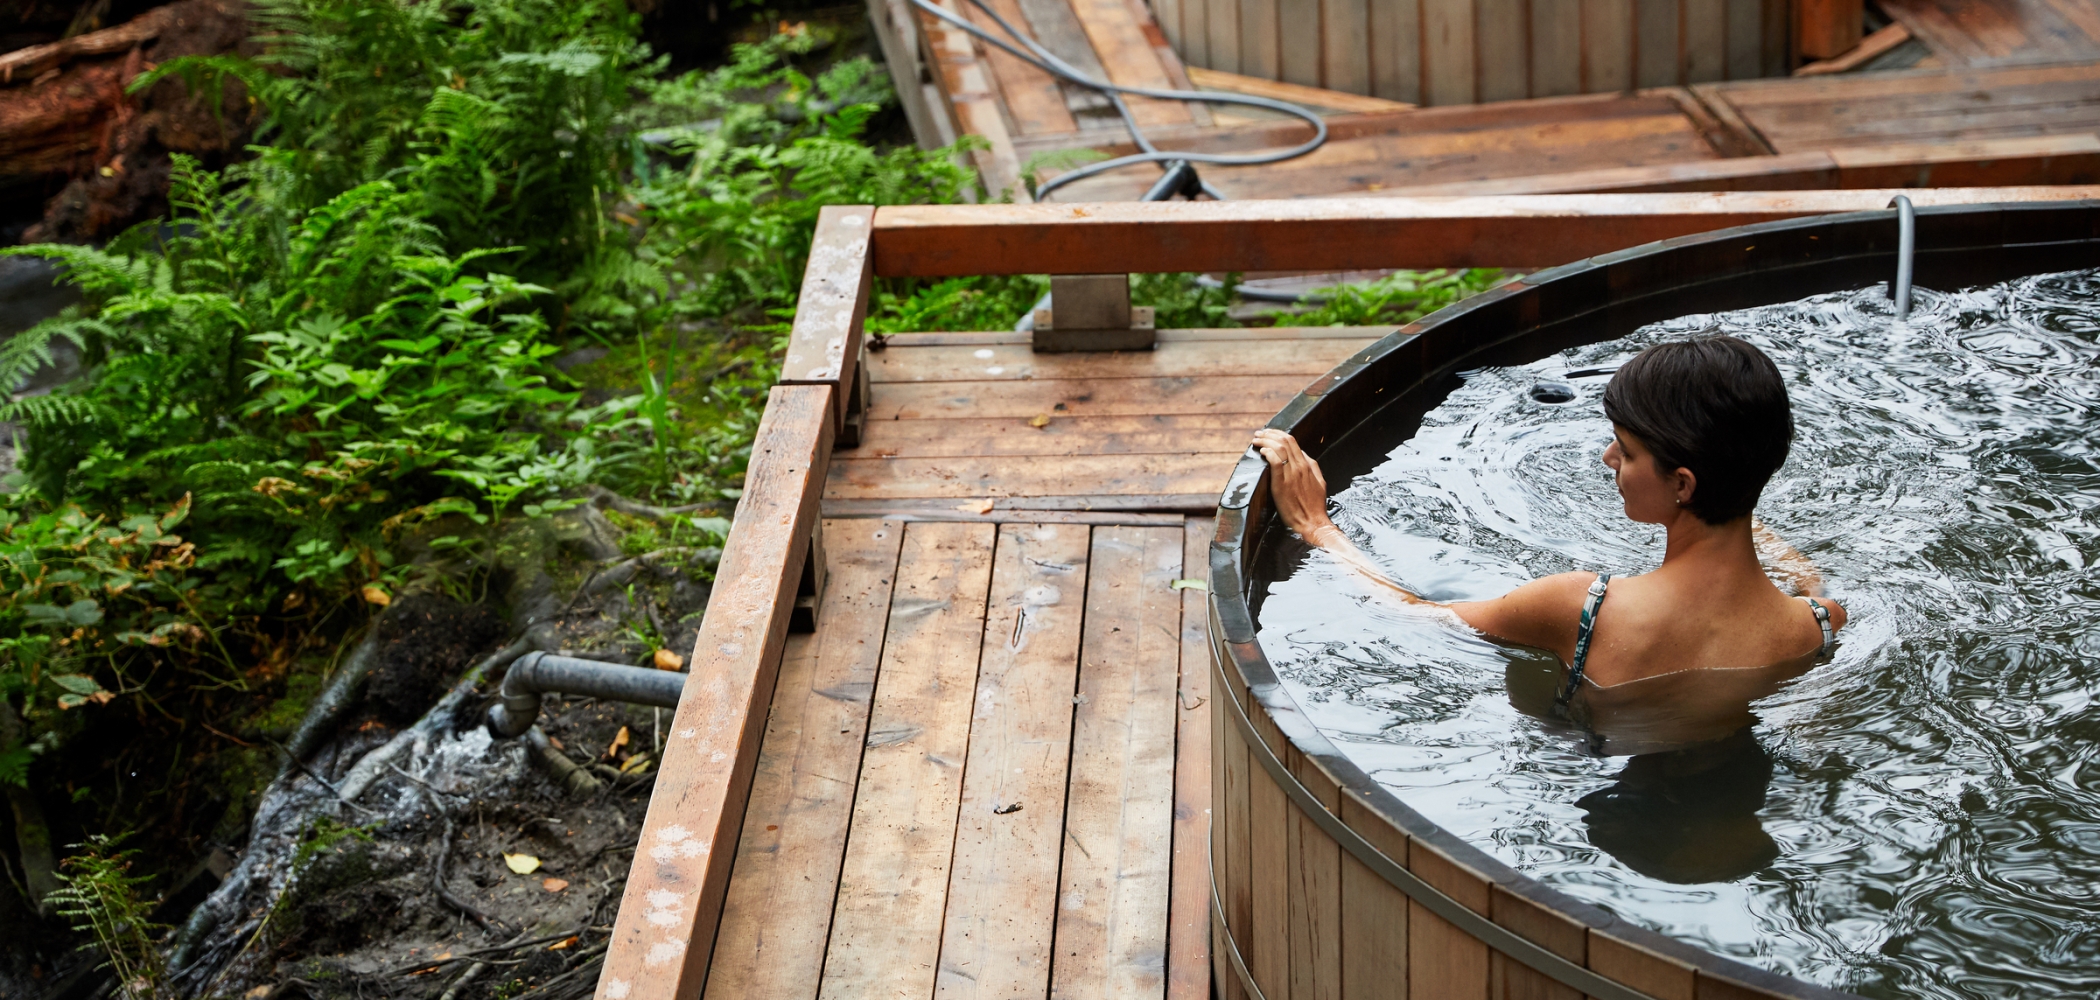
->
[781,205,874,448]
[597,383,833,1000]
[1795,0,1863,62]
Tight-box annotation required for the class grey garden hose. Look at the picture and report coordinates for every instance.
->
[904,0,1329,199]
[485,651,685,738]
[1889,194,1915,319]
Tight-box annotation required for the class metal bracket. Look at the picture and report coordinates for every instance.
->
[839,352,872,449]
[790,521,826,633]
[1033,274,1156,353]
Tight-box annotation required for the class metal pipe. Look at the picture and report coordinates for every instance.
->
[486,651,685,738]
[1889,194,1915,319]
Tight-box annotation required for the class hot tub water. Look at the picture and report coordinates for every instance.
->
[1258,270,2100,999]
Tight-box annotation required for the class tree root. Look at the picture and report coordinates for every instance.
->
[585,485,717,520]
[435,819,511,937]
[526,727,604,797]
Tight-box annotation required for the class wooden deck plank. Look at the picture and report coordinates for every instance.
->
[866,337,1367,383]
[935,523,1093,1000]
[866,374,1314,421]
[829,452,1240,502]
[1166,518,1213,1000]
[1070,0,1193,125]
[1052,525,1186,999]
[845,414,1271,461]
[818,521,997,1000]
[971,0,1082,134]
[707,517,906,1000]
[919,0,1031,200]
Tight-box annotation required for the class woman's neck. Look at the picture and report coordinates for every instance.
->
[1655,512,1766,587]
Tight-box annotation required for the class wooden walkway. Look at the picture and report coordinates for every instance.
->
[871,0,2100,201]
[692,329,1377,999]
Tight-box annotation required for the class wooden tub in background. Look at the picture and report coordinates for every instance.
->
[1204,199,2100,1000]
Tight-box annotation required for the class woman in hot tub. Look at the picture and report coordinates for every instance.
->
[1253,334,1847,751]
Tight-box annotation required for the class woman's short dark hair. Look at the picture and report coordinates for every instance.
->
[1601,335,1793,525]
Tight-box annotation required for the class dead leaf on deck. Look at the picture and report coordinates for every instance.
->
[1170,578,1207,591]
[653,648,685,671]
[954,499,995,515]
[503,853,542,875]
[606,726,630,759]
[542,877,570,892]
[1028,413,1051,429]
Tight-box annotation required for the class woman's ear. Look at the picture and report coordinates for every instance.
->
[1672,467,1697,507]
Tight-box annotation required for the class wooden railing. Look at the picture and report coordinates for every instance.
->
[595,187,2100,1000]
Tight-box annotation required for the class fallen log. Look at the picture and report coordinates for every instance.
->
[1,0,255,243]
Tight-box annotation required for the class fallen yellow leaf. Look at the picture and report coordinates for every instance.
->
[653,648,684,671]
[542,877,570,892]
[503,853,541,875]
[619,753,653,775]
[360,585,391,606]
[548,936,579,951]
[954,499,995,515]
[606,726,630,759]
[1028,413,1051,429]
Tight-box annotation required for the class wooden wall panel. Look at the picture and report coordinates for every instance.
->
[1368,0,1422,102]
[1280,0,1323,85]
[1725,0,1764,78]
[1423,0,1478,105]
[1240,0,1280,78]
[1684,0,1728,81]
[1635,0,1681,87]
[1205,0,1237,72]
[1176,0,1791,102]
[1531,0,1584,96]
[1323,0,1373,94]
[1475,0,1531,102]
[1583,0,1636,92]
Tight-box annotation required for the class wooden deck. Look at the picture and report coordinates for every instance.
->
[869,0,2100,201]
[698,329,1376,999]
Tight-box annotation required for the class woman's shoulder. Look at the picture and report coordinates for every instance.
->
[1450,571,1599,657]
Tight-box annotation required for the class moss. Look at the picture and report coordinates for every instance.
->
[248,657,331,739]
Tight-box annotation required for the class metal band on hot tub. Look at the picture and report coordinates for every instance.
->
[1208,615,1660,1000]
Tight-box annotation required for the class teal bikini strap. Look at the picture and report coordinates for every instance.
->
[1557,573,1611,711]
[1803,597,1835,657]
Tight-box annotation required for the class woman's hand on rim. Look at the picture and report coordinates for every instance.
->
[1252,429,1336,538]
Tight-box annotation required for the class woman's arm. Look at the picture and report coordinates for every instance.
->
[1252,429,1586,654]
[1252,428,1432,604]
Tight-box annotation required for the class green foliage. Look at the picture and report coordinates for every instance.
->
[1294,269,1507,326]
[135,0,651,284]
[867,276,1046,334]
[49,834,169,1000]
[0,494,207,777]
[627,32,985,325]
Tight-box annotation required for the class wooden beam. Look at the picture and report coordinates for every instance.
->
[1368,135,2100,195]
[598,383,834,1000]
[1795,0,1864,62]
[867,187,2100,276]
[781,205,874,444]
[1185,66,1415,113]
[1794,21,1910,76]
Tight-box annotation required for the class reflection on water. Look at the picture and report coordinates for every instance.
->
[1258,271,2100,998]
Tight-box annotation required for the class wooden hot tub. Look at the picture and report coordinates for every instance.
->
[1205,201,2100,1000]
